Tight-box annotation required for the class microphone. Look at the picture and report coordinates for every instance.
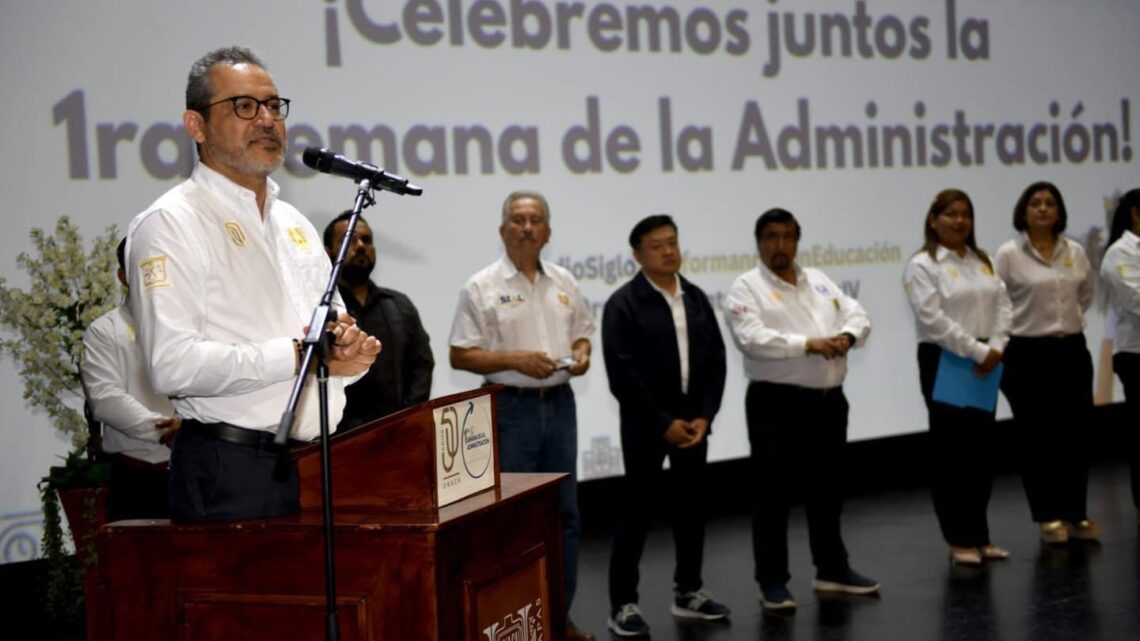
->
[301,147,423,196]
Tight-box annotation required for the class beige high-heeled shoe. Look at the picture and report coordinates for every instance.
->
[980,544,1010,560]
[949,546,982,565]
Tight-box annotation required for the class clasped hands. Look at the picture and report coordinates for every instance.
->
[309,312,382,376]
[805,334,855,360]
[664,417,709,448]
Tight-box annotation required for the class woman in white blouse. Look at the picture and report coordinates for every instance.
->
[1101,188,1140,515]
[904,189,1012,566]
[994,182,1098,544]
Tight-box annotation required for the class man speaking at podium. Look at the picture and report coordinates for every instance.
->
[127,46,380,522]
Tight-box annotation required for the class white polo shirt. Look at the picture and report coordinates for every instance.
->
[1102,230,1140,355]
[724,262,871,389]
[81,304,175,464]
[127,163,351,440]
[449,255,596,388]
[904,245,1012,363]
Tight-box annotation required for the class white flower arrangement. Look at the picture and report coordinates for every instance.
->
[0,216,119,447]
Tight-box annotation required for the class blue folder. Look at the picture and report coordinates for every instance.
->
[931,349,1003,412]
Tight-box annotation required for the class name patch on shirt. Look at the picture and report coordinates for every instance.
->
[140,256,170,290]
[224,222,247,247]
[499,294,525,306]
[287,227,311,252]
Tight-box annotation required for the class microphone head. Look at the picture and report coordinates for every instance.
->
[301,147,333,172]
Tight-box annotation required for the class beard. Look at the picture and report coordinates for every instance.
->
[340,260,374,286]
[203,127,284,178]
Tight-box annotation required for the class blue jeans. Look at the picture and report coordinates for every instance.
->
[495,384,580,614]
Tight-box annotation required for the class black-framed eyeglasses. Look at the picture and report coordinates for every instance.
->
[198,95,291,121]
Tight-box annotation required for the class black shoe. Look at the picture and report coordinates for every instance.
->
[812,568,881,595]
[671,590,731,620]
[760,584,796,611]
[607,603,650,637]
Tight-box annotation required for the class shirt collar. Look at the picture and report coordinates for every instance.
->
[191,162,280,220]
[758,261,803,290]
[498,254,547,281]
[1018,232,1070,263]
[1124,230,1140,248]
[643,272,683,299]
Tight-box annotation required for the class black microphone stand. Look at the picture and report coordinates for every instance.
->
[273,178,377,641]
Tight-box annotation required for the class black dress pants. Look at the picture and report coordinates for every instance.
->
[1001,333,1093,523]
[107,454,169,522]
[168,427,299,522]
[746,381,849,587]
[1114,351,1140,509]
[608,432,708,608]
[918,343,995,548]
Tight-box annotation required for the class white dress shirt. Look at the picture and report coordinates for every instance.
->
[1101,230,1140,354]
[646,273,690,394]
[127,163,353,440]
[724,262,871,389]
[994,234,1093,337]
[903,246,1012,363]
[449,255,596,388]
[80,305,175,464]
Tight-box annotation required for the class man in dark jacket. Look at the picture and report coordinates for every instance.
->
[324,212,434,428]
[602,214,729,637]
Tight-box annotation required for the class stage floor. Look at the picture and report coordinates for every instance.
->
[570,461,1140,641]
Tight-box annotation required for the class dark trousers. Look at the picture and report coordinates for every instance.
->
[1001,334,1093,523]
[107,454,169,522]
[494,384,580,614]
[746,381,849,587]
[168,427,299,522]
[918,343,995,547]
[1114,352,1140,508]
[608,432,708,608]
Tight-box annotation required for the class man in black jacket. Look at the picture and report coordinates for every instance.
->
[602,215,729,637]
[324,212,434,428]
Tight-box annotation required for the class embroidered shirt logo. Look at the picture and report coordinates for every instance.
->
[224,222,246,247]
[499,294,525,306]
[140,256,170,290]
[287,227,311,251]
[557,293,571,307]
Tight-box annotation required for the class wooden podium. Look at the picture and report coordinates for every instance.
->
[98,388,567,641]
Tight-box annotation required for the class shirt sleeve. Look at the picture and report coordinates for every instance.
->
[819,271,871,345]
[80,316,164,443]
[723,275,809,359]
[1075,244,1094,314]
[989,273,1012,353]
[128,209,297,397]
[1102,245,1140,316]
[903,257,992,363]
[569,282,597,342]
[448,281,489,349]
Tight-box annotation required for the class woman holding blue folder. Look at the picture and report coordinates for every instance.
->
[904,188,1012,566]
[994,182,1098,545]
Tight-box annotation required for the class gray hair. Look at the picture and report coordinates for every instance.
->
[501,190,550,225]
[185,46,266,114]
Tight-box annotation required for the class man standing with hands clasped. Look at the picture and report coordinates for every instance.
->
[724,208,879,612]
[449,190,597,641]
[602,215,729,637]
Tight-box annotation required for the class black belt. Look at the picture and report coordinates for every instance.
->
[182,419,304,449]
[493,383,571,399]
[749,380,843,397]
